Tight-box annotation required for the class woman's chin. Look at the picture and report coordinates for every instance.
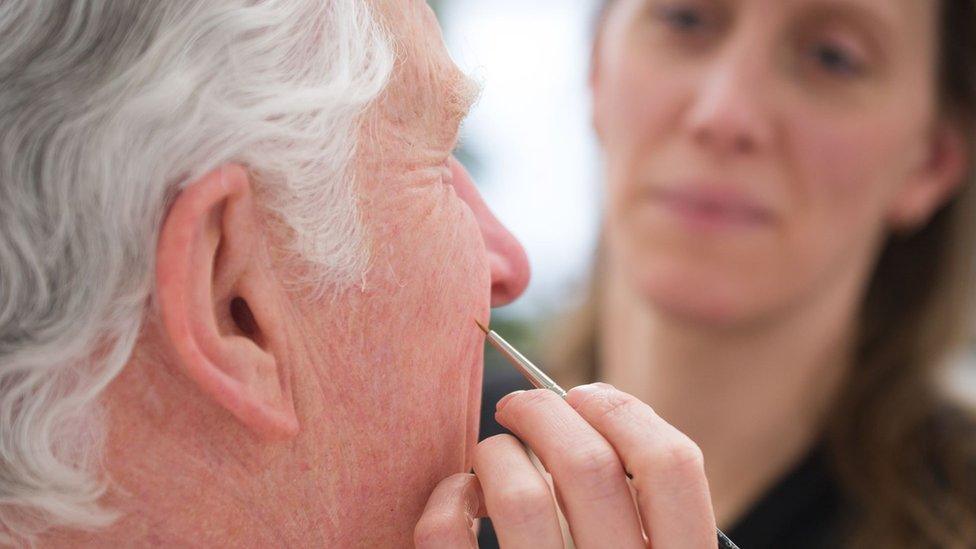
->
[630,265,763,327]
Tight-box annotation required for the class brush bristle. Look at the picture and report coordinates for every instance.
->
[474,319,489,334]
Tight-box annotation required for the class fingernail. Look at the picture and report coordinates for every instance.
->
[495,390,524,413]
[566,383,604,408]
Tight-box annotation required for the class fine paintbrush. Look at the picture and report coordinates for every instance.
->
[476,320,740,549]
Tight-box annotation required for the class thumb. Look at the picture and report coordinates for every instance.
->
[415,473,487,548]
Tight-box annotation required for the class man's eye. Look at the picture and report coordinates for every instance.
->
[809,42,865,78]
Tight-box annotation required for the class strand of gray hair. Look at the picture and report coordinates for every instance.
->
[0,0,394,543]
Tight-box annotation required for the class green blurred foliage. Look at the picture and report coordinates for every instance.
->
[483,316,541,375]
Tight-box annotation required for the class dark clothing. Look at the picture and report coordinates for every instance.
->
[477,367,534,549]
[723,445,843,548]
[476,368,846,548]
[478,367,533,445]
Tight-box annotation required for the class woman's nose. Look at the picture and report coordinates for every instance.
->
[684,50,774,158]
[447,156,531,307]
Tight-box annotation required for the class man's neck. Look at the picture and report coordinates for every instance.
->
[599,266,860,528]
[40,343,434,548]
[40,354,325,548]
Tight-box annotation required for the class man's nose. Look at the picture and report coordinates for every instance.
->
[447,157,530,307]
[684,46,774,157]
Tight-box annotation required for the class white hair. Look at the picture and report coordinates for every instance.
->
[0,0,393,542]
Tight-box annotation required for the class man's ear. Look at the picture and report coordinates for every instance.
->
[887,119,970,232]
[156,164,298,439]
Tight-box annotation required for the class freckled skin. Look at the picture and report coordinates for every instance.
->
[49,1,529,547]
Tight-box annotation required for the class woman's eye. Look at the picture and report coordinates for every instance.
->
[654,4,708,33]
[809,42,865,78]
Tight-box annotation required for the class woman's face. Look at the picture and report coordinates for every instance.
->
[594,0,966,324]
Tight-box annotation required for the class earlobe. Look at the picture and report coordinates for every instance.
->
[156,164,299,439]
[888,122,969,232]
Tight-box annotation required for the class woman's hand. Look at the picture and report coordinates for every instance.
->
[415,383,717,548]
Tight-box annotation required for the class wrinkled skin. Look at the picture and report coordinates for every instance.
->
[49,1,529,547]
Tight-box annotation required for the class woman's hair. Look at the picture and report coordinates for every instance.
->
[0,0,393,542]
[553,1,976,546]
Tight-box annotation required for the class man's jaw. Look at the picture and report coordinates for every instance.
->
[463,352,485,473]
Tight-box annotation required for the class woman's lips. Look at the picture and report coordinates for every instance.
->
[643,184,775,231]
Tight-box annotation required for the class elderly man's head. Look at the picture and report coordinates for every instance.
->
[0,1,529,545]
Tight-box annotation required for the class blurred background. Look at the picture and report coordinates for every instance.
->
[428,2,976,545]
[427,0,976,391]
[430,0,603,367]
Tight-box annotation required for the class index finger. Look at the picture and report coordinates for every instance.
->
[495,389,646,549]
[566,383,717,549]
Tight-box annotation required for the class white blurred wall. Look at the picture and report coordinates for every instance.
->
[438,0,603,318]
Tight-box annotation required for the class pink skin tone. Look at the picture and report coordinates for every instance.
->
[48,0,964,546]
[594,0,965,326]
[59,0,717,546]
[418,0,968,545]
[45,1,533,546]
[419,385,720,548]
[591,0,968,528]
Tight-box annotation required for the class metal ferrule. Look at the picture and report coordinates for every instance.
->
[486,332,567,399]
